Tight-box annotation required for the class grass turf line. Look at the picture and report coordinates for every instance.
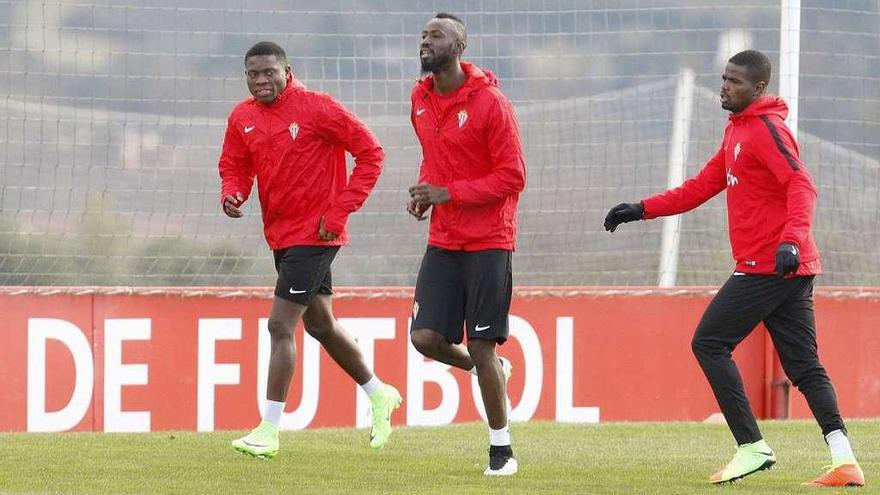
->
[0,420,877,494]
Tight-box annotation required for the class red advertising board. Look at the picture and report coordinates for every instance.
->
[1,287,877,432]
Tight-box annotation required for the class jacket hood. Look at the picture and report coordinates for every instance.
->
[286,72,307,92]
[415,61,498,98]
[730,95,789,122]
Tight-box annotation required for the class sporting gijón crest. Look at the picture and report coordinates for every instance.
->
[457,110,469,128]
[289,122,300,140]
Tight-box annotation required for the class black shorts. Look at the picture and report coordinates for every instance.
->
[273,246,340,305]
[410,246,513,344]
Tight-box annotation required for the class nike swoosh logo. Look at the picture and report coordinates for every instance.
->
[289,288,307,294]
[416,108,426,116]
[244,126,255,133]
[369,416,391,441]
[475,324,490,332]
[242,440,268,448]
[733,271,746,276]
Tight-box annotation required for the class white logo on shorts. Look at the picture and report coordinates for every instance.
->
[475,324,490,332]
[289,288,307,294]
[412,301,419,319]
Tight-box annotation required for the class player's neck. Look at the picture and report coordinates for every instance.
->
[432,61,466,96]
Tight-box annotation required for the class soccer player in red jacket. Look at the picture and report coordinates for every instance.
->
[219,42,401,459]
[407,14,526,476]
[605,50,864,487]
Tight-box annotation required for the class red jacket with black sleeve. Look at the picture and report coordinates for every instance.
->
[641,96,821,275]
[218,74,384,250]
[411,62,527,251]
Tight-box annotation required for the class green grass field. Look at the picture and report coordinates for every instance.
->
[1,420,876,494]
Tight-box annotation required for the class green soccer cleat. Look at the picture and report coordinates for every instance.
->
[369,384,403,449]
[232,420,279,459]
[709,439,776,484]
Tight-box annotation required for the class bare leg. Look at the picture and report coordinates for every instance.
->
[302,294,372,384]
[410,328,474,370]
[467,339,507,429]
[266,296,308,401]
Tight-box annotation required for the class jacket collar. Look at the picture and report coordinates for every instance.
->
[415,61,498,102]
[729,95,789,123]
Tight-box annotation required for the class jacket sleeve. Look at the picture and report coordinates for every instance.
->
[642,145,726,219]
[315,95,385,234]
[218,114,255,207]
[445,96,526,206]
[754,115,817,249]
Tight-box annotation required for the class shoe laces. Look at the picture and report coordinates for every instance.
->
[719,457,740,473]
[720,449,756,471]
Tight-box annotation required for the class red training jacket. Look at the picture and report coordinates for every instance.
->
[411,62,527,251]
[218,74,384,250]
[642,96,820,275]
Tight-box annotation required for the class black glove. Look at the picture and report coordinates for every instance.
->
[604,202,645,232]
[775,242,799,276]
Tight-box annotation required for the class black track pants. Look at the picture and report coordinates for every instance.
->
[691,274,845,445]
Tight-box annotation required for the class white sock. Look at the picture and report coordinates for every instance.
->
[263,399,284,426]
[826,429,857,465]
[467,366,478,376]
[361,375,383,396]
[489,424,511,446]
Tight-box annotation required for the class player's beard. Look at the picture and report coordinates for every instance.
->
[420,50,453,74]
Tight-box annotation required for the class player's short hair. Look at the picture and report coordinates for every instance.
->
[728,50,771,85]
[245,41,288,64]
[434,12,465,27]
[434,12,467,44]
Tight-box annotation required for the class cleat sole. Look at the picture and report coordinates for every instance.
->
[711,459,776,484]
[484,457,519,476]
[233,444,277,460]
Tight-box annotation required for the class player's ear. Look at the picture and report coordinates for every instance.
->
[754,80,766,97]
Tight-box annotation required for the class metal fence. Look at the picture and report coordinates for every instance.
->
[1,0,878,286]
